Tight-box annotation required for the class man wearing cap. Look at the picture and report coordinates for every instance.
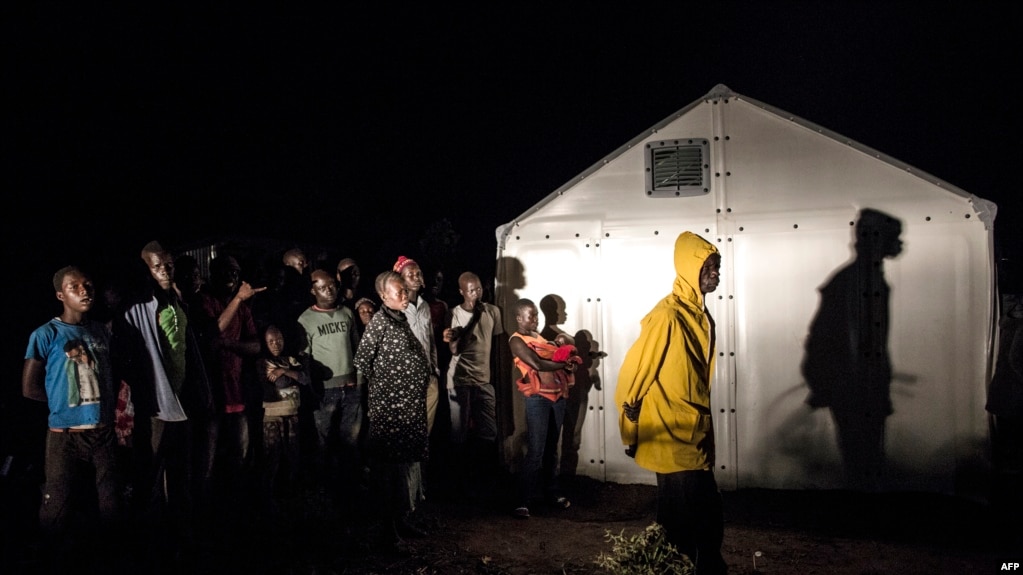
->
[194,255,265,515]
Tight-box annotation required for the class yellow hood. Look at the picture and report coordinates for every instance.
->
[672,231,718,312]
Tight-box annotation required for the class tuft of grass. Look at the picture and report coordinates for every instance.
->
[594,523,694,575]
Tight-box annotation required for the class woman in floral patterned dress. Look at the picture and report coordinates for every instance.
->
[354,271,431,547]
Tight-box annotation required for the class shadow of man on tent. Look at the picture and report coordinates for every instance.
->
[496,257,527,469]
[802,208,904,490]
[539,294,570,342]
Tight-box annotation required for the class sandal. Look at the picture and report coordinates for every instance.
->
[513,506,530,519]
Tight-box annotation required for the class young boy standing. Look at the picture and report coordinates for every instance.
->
[22,266,120,548]
[258,324,309,505]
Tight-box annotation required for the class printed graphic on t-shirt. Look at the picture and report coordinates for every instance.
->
[64,338,101,406]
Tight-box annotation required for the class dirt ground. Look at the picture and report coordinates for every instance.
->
[378,479,1013,575]
[221,473,1010,575]
[2,461,1015,574]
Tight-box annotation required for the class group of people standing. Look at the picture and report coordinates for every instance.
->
[20,239,575,567]
[22,231,731,573]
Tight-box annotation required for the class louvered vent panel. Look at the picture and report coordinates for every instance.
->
[652,146,703,188]
[645,139,710,198]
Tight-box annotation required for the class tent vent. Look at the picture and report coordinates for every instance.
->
[646,139,710,197]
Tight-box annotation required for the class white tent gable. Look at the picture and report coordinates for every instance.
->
[495,84,995,496]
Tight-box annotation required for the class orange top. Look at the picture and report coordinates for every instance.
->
[511,332,571,401]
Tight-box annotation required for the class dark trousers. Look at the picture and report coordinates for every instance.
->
[194,411,251,514]
[40,425,122,534]
[655,469,727,575]
[132,417,193,541]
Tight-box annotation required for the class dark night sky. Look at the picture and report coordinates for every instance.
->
[5,4,1021,345]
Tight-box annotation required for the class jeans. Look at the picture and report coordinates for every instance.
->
[313,386,364,451]
[518,394,566,507]
[40,426,122,534]
[313,386,366,508]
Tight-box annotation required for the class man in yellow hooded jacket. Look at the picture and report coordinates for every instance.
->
[615,231,726,574]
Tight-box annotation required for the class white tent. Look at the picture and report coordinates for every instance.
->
[494,84,997,496]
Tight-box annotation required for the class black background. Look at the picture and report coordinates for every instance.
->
[5,4,1020,368]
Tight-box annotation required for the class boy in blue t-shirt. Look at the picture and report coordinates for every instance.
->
[22,265,121,539]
